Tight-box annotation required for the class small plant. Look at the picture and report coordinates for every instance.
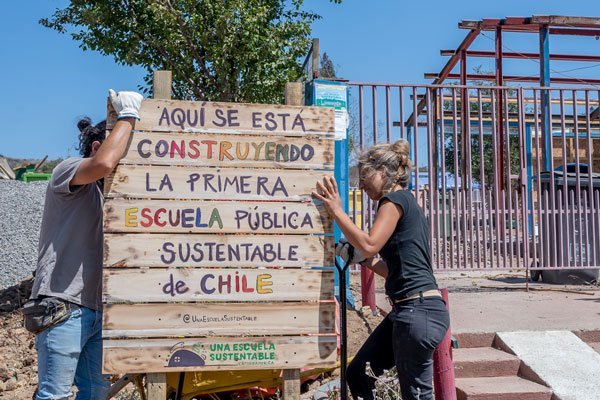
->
[365,362,402,400]
[326,386,340,400]
[324,362,402,400]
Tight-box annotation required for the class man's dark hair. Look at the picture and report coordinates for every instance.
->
[77,117,107,157]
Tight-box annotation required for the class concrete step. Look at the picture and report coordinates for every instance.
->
[456,376,553,400]
[453,332,496,348]
[574,329,600,344]
[453,347,520,378]
[497,330,600,400]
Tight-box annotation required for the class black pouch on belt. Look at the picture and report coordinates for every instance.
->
[22,297,72,334]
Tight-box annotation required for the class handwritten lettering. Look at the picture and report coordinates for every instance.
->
[234,209,313,231]
[160,241,299,264]
[162,273,190,297]
[136,138,315,163]
[185,173,289,197]
[157,106,306,132]
[126,207,223,229]
[142,171,294,197]
[161,271,274,297]
[145,173,173,192]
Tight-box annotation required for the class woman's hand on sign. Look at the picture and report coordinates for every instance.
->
[312,176,343,217]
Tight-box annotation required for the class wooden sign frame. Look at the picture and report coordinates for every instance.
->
[102,96,336,380]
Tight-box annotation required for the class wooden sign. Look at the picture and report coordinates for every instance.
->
[105,165,325,201]
[104,199,332,234]
[121,131,334,170]
[103,336,338,374]
[104,234,334,268]
[103,301,336,338]
[107,99,335,136]
[102,98,335,374]
[103,268,334,303]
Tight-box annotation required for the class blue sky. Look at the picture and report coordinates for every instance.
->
[1,0,598,159]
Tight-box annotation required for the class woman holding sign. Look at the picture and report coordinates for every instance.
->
[312,139,449,400]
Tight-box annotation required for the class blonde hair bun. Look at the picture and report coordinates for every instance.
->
[358,139,413,190]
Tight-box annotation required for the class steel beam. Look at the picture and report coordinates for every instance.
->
[440,50,600,62]
[407,26,482,124]
[531,15,600,27]
[426,73,600,86]
[540,25,552,171]
[459,20,600,36]
[549,27,600,36]
[496,26,505,191]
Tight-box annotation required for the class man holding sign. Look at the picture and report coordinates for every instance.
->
[26,90,143,400]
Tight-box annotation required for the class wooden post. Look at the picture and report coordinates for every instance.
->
[146,70,172,400]
[285,82,304,106]
[282,369,301,400]
[146,373,167,400]
[153,70,173,100]
[282,82,302,400]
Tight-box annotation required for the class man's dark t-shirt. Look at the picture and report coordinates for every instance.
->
[377,190,439,300]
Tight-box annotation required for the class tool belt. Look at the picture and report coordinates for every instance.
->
[388,289,442,306]
[22,297,77,334]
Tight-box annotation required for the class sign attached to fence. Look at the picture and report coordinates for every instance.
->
[313,81,348,141]
[102,99,336,374]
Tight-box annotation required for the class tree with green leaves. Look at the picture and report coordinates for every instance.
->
[319,52,336,79]
[41,0,339,103]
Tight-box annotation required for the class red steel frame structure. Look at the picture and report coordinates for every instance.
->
[423,16,600,186]
[345,16,600,273]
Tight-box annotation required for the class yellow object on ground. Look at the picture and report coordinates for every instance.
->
[165,359,352,399]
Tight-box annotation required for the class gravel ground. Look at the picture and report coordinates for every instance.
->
[0,180,47,289]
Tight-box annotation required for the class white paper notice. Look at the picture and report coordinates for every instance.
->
[334,109,348,140]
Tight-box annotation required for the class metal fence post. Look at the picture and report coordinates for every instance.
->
[433,287,457,400]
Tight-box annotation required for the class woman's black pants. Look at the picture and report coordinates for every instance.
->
[346,296,450,400]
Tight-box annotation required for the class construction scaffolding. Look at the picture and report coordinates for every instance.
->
[348,16,600,274]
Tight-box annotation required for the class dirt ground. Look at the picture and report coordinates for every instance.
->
[0,274,383,400]
[0,278,38,399]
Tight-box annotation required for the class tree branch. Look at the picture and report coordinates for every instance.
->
[162,0,218,96]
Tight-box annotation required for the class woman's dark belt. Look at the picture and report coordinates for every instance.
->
[388,289,442,305]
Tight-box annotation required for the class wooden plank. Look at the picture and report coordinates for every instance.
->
[146,373,167,400]
[121,131,334,170]
[107,99,335,136]
[104,165,325,201]
[285,82,304,106]
[104,233,333,268]
[283,369,301,400]
[103,301,336,338]
[103,268,334,303]
[143,73,172,397]
[103,336,338,374]
[106,373,139,399]
[153,71,172,100]
[104,199,332,234]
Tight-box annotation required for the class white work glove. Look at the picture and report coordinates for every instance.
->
[335,238,367,264]
[109,89,144,120]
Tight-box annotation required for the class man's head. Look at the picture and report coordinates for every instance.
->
[77,118,107,158]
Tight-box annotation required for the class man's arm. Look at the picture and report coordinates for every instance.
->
[70,118,136,186]
[71,90,143,187]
